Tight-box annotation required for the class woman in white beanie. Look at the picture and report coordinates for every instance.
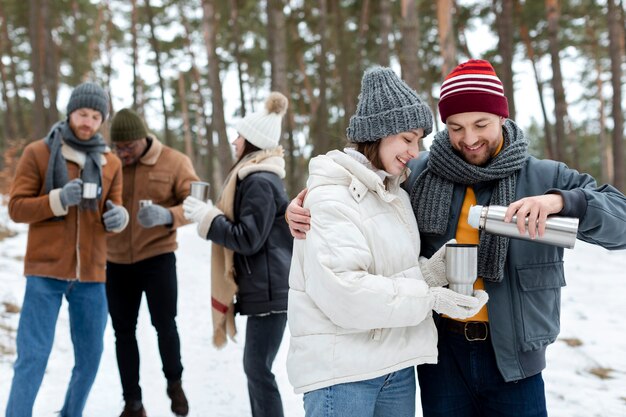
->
[285,67,488,417]
[183,92,292,417]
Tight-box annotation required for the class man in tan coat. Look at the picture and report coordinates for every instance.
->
[7,82,128,417]
[106,108,199,417]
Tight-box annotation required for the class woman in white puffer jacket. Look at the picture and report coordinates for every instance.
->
[286,67,488,417]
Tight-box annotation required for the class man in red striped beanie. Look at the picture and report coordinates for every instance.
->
[284,58,626,417]
[409,59,626,417]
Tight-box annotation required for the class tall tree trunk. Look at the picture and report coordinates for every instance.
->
[145,0,172,146]
[608,0,625,190]
[378,0,391,66]
[43,2,59,125]
[517,2,553,159]
[29,0,48,137]
[131,0,139,107]
[494,0,516,120]
[330,0,356,127]
[585,17,612,184]
[0,3,26,137]
[545,0,570,164]
[84,4,104,81]
[229,0,246,117]
[437,0,456,78]
[178,73,194,159]
[0,12,16,140]
[202,0,233,185]
[179,3,213,187]
[267,0,298,194]
[312,0,330,156]
[400,0,420,91]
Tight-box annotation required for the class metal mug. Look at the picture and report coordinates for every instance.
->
[82,182,98,199]
[445,243,478,296]
[190,181,211,202]
[139,199,153,208]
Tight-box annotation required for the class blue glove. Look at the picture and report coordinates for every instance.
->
[137,204,173,228]
[103,200,125,231]
[60,179,83,208]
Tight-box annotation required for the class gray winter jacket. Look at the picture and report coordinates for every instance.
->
[405,152,626,382]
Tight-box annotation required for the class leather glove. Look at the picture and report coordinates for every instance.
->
[419,239,456,287]
[60,178,83,209]
[183,196,214,224]
[137,204,173,228]
[103,200,126,231]
[430,288,489,320]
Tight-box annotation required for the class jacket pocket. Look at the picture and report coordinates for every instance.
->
[516,262,566,351]
[148,172,172,203]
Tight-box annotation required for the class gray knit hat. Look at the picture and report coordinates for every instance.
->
[346,67,433,142]
[66,82,109,120]
[110,108,148,142]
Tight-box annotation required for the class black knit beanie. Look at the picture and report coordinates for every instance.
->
[66,82,109,120]
[110,108,148,142]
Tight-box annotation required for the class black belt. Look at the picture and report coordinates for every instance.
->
[440,317,489,342]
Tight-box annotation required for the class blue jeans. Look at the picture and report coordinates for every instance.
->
[303,367,416,417]
[417,318,547,417]
[243,313,287,417]
[5,276,108,417]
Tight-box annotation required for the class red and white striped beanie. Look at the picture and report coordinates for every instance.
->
[438,59,509,123]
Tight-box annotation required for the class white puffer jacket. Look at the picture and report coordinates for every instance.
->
[287,150,438,394]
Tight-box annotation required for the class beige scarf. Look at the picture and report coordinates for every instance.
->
[211,147,286,348]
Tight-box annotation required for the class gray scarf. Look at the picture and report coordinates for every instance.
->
[44,121,107,211]
[410,119,529,282]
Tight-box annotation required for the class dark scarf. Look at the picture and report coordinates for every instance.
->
[44,121,107,211]
[410,119,529,282]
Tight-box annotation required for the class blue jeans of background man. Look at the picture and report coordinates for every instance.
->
[243,312,287,417]
[303,366,416,417]
[5,276,108,417]
[417,317,548,417]
[106,252,183,403]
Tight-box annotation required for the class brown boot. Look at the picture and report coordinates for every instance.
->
[166,380,189,416]
[119,400,147,417]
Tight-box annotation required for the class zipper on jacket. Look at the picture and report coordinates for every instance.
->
[243,256,252,274]
[75,168,82,280]
[370,328,382,341]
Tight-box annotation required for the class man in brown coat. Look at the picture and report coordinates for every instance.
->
[106,108,199,417]
[6,82,128,417]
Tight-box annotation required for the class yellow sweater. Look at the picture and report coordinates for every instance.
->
[452,137,504,322]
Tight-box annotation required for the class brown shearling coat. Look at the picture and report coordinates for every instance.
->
[106,136,199,264]
[9,139,124,282]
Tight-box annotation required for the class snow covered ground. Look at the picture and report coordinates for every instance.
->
[1,203,625,416]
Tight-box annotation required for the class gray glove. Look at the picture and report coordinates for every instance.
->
[419,239,456,287]
[137,204,173,228]
[103,200,125,231]
[60,178,83,209]
[430,287,489,320]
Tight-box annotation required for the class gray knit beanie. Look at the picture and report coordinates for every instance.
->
[347,67,433,142]
[66,82,109,120]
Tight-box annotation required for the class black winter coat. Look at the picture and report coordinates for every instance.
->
[207,171,293,315]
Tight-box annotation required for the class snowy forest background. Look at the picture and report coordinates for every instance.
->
[0,0,624,196]
[0,0,626,415]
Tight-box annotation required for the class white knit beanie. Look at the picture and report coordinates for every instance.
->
[235,92,288,149]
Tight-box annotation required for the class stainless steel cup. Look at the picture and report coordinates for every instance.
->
[139,199,153,208]
[82,182,98,199]
[190,181,210,202]
[445,244,478,296]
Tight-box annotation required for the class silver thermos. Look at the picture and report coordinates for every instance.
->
[467,205,579,249]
